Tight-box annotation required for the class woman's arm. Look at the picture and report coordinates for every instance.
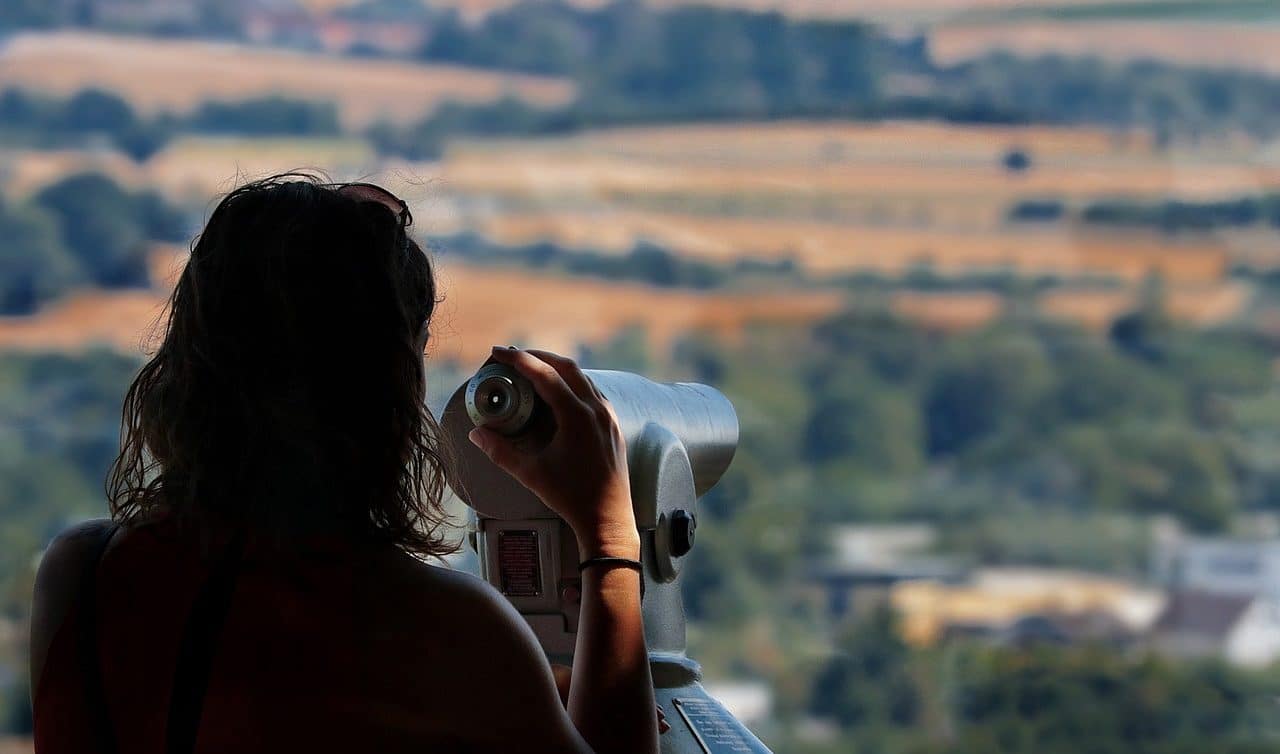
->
[569,530,658,753]
[469,346,659,754]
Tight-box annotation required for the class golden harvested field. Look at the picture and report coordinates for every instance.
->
[894,281,1251,334]
[0,121,1265,331]
[1,138,379,200]
[473,210,1228,283]
[0,244,1249,362]
[1042,281,1251,330]
[932,21,1280,75]
[444,122,1272,198]
[454,121,1159,167]
[0,32,574,128]
[0,251,845,365]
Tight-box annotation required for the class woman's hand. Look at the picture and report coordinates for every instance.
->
[467,347,639,558]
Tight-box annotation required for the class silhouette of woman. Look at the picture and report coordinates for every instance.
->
[29,175,660,753]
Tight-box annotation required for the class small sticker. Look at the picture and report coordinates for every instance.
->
[498,530,541,597]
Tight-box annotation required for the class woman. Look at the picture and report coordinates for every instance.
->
[28,176,660,752]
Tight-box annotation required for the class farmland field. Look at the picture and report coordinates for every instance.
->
[0,250,845,366]
[471,210,1231,282]
[0,112,1270,338]
[0,32,575,128]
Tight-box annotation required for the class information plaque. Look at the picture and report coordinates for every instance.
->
[672,697,756,753]
[497,529,541,597]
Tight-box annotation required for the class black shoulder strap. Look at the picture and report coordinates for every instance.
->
[165,532,245,754]
[76,521,121,754]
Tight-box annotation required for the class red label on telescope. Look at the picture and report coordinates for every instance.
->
[497,530,541,597]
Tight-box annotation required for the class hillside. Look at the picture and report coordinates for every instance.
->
[0,32,575,128]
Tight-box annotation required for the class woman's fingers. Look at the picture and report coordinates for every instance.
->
[467,427,531,479]
[489,347,582,414]
[524,349,599,404]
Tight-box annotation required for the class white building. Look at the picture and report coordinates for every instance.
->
[1149,590,1280,668]
[1150,523,1280,667]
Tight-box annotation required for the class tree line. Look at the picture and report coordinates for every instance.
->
[0,87,342,162]
[0,173,188,314]
[1011,194,1280,233]
[369,0,1280,158]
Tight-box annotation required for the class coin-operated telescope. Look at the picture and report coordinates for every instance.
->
[442,361,772,754]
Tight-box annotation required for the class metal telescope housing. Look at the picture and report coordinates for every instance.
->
[441,363,772,753]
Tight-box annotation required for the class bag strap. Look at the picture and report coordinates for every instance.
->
[76,521,121,754]
[165,532,245,754]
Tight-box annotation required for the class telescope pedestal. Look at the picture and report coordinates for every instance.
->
[446,369,771,753]
[472,424,770,753]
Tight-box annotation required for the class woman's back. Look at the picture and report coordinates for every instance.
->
[32,515,558,753]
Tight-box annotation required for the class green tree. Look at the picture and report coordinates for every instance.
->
[0,199,80,314]
[33,173,182,288]
[810,606,920,731]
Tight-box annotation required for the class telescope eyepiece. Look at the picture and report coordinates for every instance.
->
[465,363,537,436]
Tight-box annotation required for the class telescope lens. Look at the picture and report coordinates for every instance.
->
[464,363,537,436]
[478,378,513,417]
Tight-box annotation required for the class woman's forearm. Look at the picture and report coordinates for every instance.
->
[568,534,659,754]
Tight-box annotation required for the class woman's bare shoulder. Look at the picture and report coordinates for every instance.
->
[361,548,531,644]
[356,548,577,732]
[29,518,117,695]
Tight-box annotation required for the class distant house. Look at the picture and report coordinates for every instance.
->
[808,524,963,622]
[892,567,1164,647]
[1149,590,1280,668]
[1151,521,1280,601]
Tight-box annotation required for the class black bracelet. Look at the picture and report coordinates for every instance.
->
[578,556,643,574]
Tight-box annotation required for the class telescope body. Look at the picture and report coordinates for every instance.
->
[440,366,772,754]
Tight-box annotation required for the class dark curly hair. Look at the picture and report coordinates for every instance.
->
[107,173,457,557]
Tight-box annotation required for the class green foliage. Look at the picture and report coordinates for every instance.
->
[368,97,577,160]
[1082,195,1280,232]
[795,611,1280,753]
[33,172,189,289]
[0,87,167,161]
[0,0,59,28]
[433,233,785,290]
[665,305,1277,538]
[810,606,921,730]
[419,3,887,119]
[940,645,1280,754]
[0,350,140,616]
[187,97,341,136]
[370,1,1280,159]
[0,87,351,161]
[0,198,81,314]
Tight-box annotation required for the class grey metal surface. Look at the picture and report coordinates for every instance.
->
[441,368,739,521]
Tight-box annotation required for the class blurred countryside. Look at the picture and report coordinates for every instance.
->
[4,1,1280,752]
